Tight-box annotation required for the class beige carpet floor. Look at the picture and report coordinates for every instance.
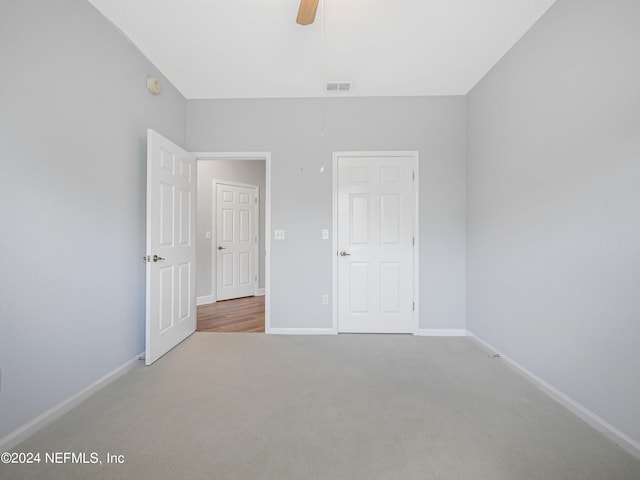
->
[2,333,640,479]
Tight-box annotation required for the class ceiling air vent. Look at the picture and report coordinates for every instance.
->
[326,81,352,93]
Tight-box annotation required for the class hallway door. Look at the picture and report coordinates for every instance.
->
[216,182,258,301]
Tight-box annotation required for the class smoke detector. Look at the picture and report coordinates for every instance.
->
[147,76,161,95]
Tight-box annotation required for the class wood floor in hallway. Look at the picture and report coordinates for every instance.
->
[197,296,265,333]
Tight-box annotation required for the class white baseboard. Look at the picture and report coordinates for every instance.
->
[0,353,143,452]
[268,328,466,336]
[198,292,265,304]
[197,295,216,306]
[415,329,467,337]
[466,331,640,461]
[268,327,337,335]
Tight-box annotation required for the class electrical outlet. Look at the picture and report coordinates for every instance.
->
[274,229,285,240]
[321,294,329,305]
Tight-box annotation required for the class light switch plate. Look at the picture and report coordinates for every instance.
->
[274,229,285,240]
[205,231,211,239]
[322,229,329,240]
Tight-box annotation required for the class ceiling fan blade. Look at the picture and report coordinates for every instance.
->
[296,0,320,25]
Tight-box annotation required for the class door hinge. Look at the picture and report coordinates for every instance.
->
[412,237,415,246]
[412,302,415,311]
[255,197,258,204]
[412,171,415,181]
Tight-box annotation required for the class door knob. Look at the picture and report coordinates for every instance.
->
[217,246,226,250]
[152,255,165,262]
[339,251,351,257]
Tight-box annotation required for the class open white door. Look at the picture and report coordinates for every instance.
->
[145,129,196,365]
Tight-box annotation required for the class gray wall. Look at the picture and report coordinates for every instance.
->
[197,160,266,297]
[467,0,640,446]
[187,96,467,330]
[0,0,186,440]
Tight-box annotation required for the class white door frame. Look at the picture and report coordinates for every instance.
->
[331,151,420,334]
[212,179,260,300]
[194,152,272,333]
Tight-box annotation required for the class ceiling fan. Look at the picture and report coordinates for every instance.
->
[296,0,320,25]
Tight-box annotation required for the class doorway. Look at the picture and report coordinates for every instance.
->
[195,152,271,333]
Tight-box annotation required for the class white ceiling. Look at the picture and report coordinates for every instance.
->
[88,0,557,99]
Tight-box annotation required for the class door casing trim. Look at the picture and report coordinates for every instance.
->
[195,152,272,333]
